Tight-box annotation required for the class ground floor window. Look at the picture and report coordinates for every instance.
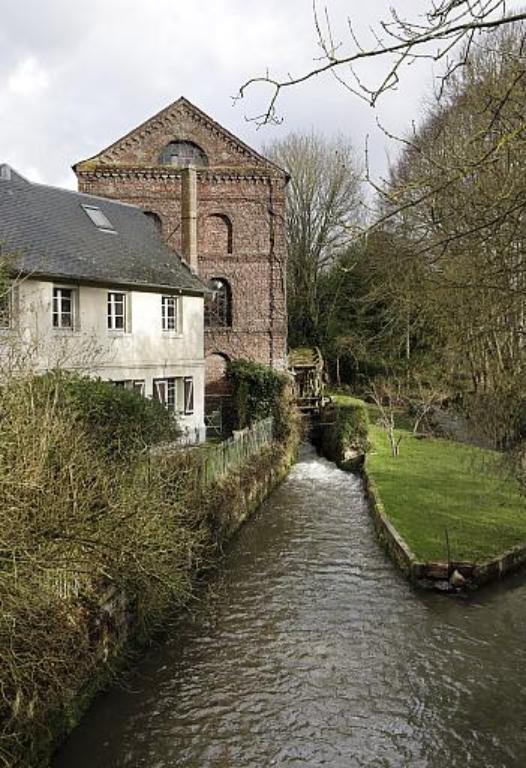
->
[184,377,194,414]
[112,379,145,396]
[154,376,194,415]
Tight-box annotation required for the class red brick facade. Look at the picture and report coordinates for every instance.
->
[74,98,288,390]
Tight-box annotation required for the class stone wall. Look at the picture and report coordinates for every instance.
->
[317,401,526,592]
[362,464,526,591]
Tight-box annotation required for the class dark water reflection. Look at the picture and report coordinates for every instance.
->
[54,447,526,767]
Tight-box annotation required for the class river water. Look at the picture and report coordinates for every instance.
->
[54,447,526,768]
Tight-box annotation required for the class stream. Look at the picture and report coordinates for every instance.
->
[53,446,526,767]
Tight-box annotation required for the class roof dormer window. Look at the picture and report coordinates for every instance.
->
[82,204,115,232]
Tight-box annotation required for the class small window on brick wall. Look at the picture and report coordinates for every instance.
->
[144,210,162,234]
[158,140,208,168]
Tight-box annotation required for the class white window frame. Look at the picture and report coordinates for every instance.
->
[161,295,180,333]
[112,379,145,396]
[153,379,166,404]
[154,378,177,410]
[154,376,193,415]
[107,291,128,332]
[52,286,77,331]
[184,377,194,415]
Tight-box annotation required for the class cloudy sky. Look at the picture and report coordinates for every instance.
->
[0,1,501,189]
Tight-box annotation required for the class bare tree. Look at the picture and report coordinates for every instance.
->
[369,378,404,457]
[408,377,446,435]
[348,21,526,467]
[265,132,362,346]
[238,1,526,124]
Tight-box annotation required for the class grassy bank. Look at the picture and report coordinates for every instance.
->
[332,393,526,563]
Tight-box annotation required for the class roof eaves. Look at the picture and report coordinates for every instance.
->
[15,269,210,295]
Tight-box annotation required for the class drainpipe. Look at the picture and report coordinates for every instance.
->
[181,166,198,273]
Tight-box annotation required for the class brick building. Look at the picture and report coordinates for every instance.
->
[74,97,288,400]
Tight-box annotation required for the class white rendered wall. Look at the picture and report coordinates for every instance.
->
[7,279,206,441]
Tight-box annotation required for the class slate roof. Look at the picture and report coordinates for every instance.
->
[0,164,207,294]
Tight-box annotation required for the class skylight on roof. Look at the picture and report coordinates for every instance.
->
[81,204,115,232]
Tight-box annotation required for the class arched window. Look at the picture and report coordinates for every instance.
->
[159,140,208,168]
[205,352,231,394]
[204,214,233,254]
[204,278,232,328]
[143,210,162,233]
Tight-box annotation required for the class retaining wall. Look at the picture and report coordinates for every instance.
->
[363,460,526,591]
[318,400,526,593]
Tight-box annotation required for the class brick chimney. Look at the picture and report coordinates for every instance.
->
[181,166,198,273]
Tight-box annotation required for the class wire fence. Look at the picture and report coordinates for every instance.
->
[197,416,274,487]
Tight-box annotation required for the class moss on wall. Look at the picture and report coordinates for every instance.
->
[318,400,370,469]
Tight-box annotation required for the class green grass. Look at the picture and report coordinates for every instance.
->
[332,392,526,563]
[330,392,368,408]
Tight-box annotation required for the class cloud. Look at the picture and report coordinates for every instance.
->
[7,57,49,96]
[2,0,514,189]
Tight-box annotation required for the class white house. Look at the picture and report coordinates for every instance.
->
[0,164,208,442]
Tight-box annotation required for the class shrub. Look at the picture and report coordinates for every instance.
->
[226,359,293,436]
[0,367,301,766]
[35,372,179,457]
[0,372,206,766]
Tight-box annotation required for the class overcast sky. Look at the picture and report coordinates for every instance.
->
[0,1,503,189]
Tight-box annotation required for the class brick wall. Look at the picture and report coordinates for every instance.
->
[75,99,288,386]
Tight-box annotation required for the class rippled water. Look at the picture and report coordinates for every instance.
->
[54,447,526,767]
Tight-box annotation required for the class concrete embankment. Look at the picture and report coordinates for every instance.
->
[362,466,526,591]
[317,399,526,593]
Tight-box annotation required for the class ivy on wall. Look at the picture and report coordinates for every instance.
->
[226,359,293,437]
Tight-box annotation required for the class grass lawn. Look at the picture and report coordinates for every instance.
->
[332,393,526,563]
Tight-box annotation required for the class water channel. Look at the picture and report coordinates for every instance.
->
[54,447,526,767]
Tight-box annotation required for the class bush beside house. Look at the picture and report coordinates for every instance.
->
[0,369,299,767]
[226,359,298,441]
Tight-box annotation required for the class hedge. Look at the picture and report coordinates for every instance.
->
[36,372,179,457]
[320,399,370,466]
[226,359,295,440]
